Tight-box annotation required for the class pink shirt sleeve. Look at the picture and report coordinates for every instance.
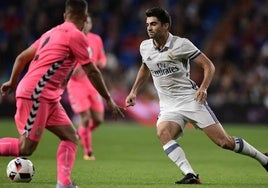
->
[31,39,40,49]
[95,35,107,68]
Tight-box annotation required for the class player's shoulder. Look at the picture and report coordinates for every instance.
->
[87,32,102,40]
[88,32,100,37]
[170,35,190,46]
[169,35,197,51]
[44,22,84,42]
[140,39,153,50]
[58,22,85,40]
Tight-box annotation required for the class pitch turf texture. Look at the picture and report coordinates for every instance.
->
[0,119,267,188]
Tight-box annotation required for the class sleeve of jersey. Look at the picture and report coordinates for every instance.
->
[31,39,40,49]
[181,38,201,60]
[70,31,93,66]
[96,35,107,67]
[139,41,146,63]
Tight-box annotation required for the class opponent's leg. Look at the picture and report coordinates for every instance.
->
[47,124,78,187]
[77,125,90,154]
[56,141,77,186]
[163,140,196,175]
[203,123,268,171]
[89,110,104,131]
[1,98,40,157]
[158,122,201,184]
[0,135,38,156]
[233,137,268,170]
[83,120,94,160]
[0,138,19,156]
[84,109,104,160]
[77,110,91,159]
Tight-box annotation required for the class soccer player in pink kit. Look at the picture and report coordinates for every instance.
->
[0,0,124,188]
[67,15,107,160]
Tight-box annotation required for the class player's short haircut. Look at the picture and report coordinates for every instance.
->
[145,7,171,29]
[65,0,88,19]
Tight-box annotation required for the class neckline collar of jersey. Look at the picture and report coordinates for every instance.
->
[152,32,173,52]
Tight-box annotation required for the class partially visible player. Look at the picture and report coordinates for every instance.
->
[67,15,107,160]
[0,1,124,188]
[125,7,268,184]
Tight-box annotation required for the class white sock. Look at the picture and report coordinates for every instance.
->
[163,140,196,175]
[234,137,268,165]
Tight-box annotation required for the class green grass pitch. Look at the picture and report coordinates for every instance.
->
[0,118,268,188]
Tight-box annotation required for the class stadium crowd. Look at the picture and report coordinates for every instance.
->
[0,0,268,123]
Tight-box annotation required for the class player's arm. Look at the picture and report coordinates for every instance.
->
[82,62,124,118]
[125,63,151,107]
[1,45,36,96]
[192,53,215,104]
[82,63,110,99]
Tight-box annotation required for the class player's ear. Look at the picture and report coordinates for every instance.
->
[163,22,169,30]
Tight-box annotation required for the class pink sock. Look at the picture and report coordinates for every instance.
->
[77,126,89,155]
[0,137,19,156]
[57,141,77,186]
[87,126,93,154]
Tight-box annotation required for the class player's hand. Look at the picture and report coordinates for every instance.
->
[1,81,14,96]
[194,88,207,104]
[106,99,125,120]
[125,93,136,107]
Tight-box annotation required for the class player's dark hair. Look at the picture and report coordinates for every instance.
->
[65,0,88,19]
[145,7,171,29]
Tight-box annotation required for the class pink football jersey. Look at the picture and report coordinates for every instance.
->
[86,32,107,68]
[16,22,92,102]
[67,32,107,91]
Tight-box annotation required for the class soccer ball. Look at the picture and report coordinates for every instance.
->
[6,157,35,183]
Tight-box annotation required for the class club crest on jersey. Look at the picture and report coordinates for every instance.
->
[87,47,93,58]
[152,62,179,77]
[167,51,174,59]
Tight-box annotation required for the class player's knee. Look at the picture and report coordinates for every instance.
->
[68,132,79,145]
[157,128,172,144]
[81,118,90,127]
[156,128,164,139]
[18,137,38,156]
[19,142,36,156]
[94,118,103,127]
[19,149,34,156]
[74,133,79,144]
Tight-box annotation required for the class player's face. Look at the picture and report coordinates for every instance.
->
[146,17,167,39]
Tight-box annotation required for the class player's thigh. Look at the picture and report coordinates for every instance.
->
[180,102,219,129]
[15,98,47,142]
[46,102,78,143]
[68,88,91,114]
[157,111,186,141]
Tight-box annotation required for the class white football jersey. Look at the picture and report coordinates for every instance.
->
[140,33,201,111]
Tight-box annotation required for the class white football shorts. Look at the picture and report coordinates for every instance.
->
[157,100,219,138]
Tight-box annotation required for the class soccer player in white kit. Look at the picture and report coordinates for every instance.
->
[125,7,268,184]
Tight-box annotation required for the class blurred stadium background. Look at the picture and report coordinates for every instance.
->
[0,0,268,124]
